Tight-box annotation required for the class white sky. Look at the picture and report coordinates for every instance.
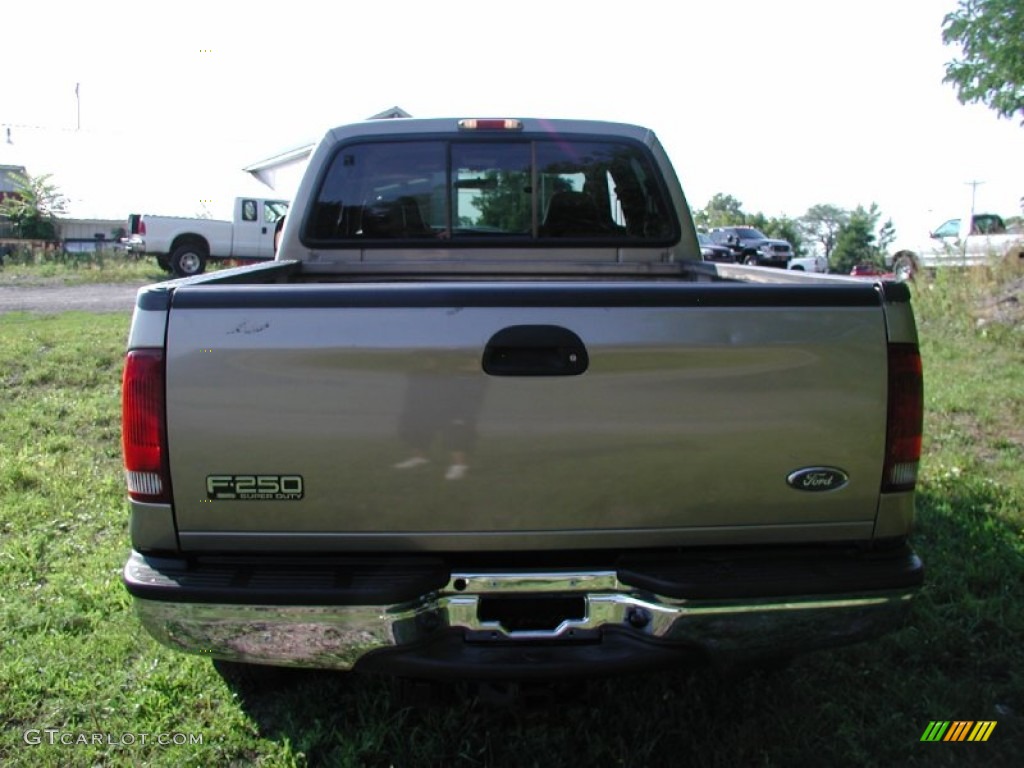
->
[2,0,1021,242]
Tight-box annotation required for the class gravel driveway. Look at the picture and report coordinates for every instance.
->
[0,281,148,314]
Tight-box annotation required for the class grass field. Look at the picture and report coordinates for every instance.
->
[0,250,166,286]
[0,247,232,287]
[0,265,1021,766]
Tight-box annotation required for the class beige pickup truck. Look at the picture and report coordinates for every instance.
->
[121,117,923,680]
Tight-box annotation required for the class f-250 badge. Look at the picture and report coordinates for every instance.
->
[786,467,849,492]
[207,475,304,500]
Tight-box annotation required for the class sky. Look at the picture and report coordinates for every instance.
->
[2,0,1021,245]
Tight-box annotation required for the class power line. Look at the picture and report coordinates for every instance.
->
[0,121,82,133]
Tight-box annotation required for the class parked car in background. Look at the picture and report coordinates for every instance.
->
[709,226,792,268]
[697,232,737,263]
[126,197,289,277]
[788,254,828,273]
[886,213,1024,280]
[850,263,885,277]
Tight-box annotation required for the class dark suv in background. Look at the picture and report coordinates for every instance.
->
[697,232,738,263]
[709,226,792,268]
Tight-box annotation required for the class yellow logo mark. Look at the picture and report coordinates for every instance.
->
[920,721,997,742]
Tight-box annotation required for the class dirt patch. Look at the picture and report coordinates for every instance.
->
[973,275,1024,331]
[0,282,147,314]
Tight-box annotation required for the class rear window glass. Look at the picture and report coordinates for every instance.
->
[305,138,676,244]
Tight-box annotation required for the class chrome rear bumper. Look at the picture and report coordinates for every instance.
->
[127,555,918,677]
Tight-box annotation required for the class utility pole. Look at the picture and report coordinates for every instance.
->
[964,179,985,219]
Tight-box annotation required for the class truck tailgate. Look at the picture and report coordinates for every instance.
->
[165,281,889,552]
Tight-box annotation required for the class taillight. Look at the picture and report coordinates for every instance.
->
[139,220,146,236]
[122,349,170,503]
[882,343,923,493]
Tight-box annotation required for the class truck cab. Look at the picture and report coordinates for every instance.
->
[233,197,290,259]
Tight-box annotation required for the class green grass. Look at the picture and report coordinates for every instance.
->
[1,268,1022,766]
[0,247,232,286]
[0,249,167,285]
[913,263,1024,496]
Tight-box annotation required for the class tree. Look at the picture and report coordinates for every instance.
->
[942,0,1024,122]
[831,204,882,274]
[877,218,896,258]
[473,170,532,232]
[745,212,805,256]
[0,171,68,240]
[693,193,745,230]
[763,216,805,258]
[799,204,848,260]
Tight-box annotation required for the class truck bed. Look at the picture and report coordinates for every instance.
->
[134,260,900,554]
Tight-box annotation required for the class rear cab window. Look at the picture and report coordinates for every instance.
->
[303,135,678,246]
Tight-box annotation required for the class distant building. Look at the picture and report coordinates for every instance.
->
[0,164,27,203]
[60,218,129,252]
[1,163,118,246]
[243,106,411,197]
[241,143,314,199]
[0,164,27,238]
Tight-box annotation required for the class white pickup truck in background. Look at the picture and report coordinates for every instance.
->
[887,213,1024,280]
[126,197,289,276]
[787,254,828,273]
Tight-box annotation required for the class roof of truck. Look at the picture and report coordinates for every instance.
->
[325,117,657,144]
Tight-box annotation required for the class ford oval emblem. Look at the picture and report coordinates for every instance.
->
[786,467,849,492]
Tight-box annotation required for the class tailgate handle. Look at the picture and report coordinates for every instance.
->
[483,325,588,376]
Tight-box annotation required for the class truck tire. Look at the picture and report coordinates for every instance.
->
[170,241,208,277]
[743,254,759,266]
[156,254,173,273]
[892,254,917,282]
